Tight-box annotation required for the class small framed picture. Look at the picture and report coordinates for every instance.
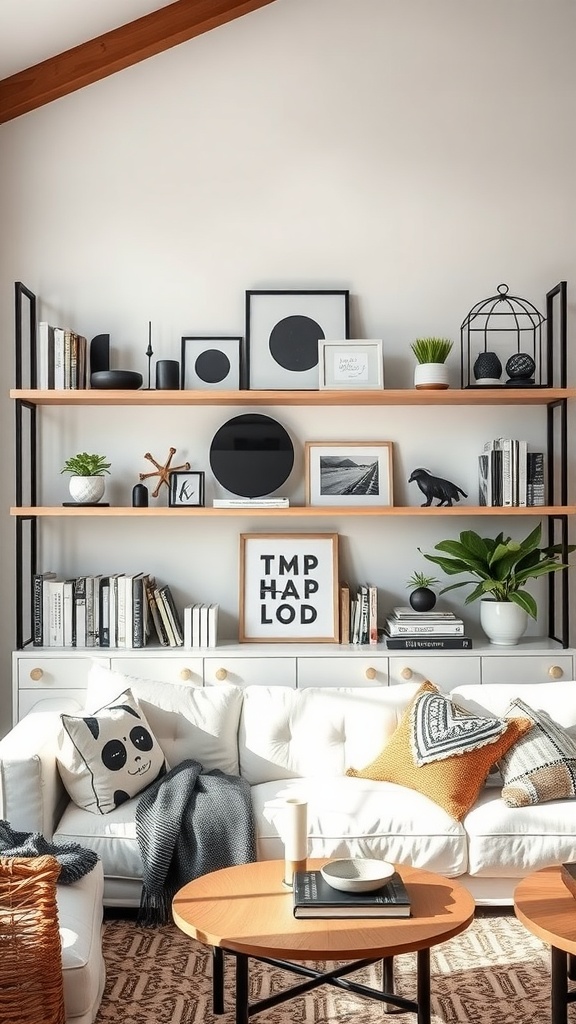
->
[239,532,339,642]
[181,337,242,390]
[169,471,205,507]
[318,339,384,390]
[305,442,394,507]
[246,289,350,390]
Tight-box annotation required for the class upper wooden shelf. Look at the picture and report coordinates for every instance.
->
[10,388,576,407]
[11,505,576,518]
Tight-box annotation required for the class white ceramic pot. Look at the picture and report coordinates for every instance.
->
[414,363,450,390]
[480,599,528,646]
[68,475,105,504]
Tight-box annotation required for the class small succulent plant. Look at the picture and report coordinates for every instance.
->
[61,452,111,476]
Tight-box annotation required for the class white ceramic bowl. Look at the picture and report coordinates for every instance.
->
[320,859,395,894]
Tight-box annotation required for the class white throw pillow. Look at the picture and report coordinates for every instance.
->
[57,688,167,815]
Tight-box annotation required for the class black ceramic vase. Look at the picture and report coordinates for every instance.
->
[409,587,437,612]
[473,351,502,383]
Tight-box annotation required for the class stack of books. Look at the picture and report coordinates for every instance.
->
[183,604,219,648]
[478,437,544,507]
[212,497,289,509]
[383,607,472,650]
[292,868,411,919]
[339,582,378,645]
[37,321,88,390]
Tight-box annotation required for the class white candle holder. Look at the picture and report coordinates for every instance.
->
[282,797,308,888]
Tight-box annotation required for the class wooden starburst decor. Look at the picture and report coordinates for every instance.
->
[139,447,191,499]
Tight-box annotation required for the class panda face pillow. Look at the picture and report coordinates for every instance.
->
[57,688,168,814]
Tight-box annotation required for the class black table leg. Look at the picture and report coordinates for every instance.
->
[382,956,396,1013]
[417,947,431,1024]
[235,952,249,1024]
[551,946,568,1024]
[212,946,224,1014]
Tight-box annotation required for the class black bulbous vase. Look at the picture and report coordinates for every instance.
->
[409,587,437,612]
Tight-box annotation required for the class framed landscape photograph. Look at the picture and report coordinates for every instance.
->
[239,532,339,642]
[318,339,384,390]
[305,441,394,507]
[246,289,350,390]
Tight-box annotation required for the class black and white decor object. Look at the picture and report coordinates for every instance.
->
[169,471,205,507]
[246,290,350,390]
[210,413,294,497]
[180,337,242,390]
[460,283,545,388]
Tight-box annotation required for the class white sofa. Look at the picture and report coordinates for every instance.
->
[2,666,576,917]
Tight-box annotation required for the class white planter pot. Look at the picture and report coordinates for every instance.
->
[414,363,450,390]
[68,476,106,504]
[480,600,528,646]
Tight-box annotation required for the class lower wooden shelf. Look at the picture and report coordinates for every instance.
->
[11,505,575,518]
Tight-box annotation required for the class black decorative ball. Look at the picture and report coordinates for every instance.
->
[409,587,437,612]
[505,352,536,380]
[473,351,502,381]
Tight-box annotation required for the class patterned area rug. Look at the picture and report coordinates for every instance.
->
[95,910,551,1023]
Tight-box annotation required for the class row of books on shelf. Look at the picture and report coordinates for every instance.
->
[478,438,545,507]
[183,604,219,648]
[37,321,88,389]
[33,571,184,648]
[339,582,378,645]
[381,606,473,650]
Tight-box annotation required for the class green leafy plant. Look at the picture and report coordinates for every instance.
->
[406,571,439,591]
[419,523,574,619]
[61,452,111,476]
[410,337,453,364]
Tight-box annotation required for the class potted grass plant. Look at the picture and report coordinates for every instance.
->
[61,452,111,504]
[411,337,453,390]
[419,523,574,645]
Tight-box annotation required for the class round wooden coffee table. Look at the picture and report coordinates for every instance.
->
[515,866,576,1024]
[173,859,475,1024]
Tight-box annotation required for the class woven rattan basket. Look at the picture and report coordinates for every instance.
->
[0,854,65,1024]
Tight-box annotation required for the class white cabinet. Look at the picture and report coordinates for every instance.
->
[480,654,574,685]
[109,655,203,687]
[203,656,297,688]
[296,655,389,688]
[387,656,481,692]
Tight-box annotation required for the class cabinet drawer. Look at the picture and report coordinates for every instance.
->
[388,656,481,692]
[481,655,574,685]
[109,657,203,687]
[16,657,94,690]
[203,658,296,688]
[18,689,86,719]
[297,657,389,688]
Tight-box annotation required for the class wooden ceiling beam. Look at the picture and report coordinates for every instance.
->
[0,0,277,124]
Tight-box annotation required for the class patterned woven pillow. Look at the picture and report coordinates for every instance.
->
[346,681,532,820]
[499,697,576,807]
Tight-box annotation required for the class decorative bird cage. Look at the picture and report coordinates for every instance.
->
[460,283,546,389]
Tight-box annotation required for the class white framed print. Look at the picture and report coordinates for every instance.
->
[180,336,242,390]
[305,441,394,507]
[239,532,339,642]
[246,289,349,390]
[318,339,384,390]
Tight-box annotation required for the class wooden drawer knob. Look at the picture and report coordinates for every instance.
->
[215,668,228,681]
[29,667,44,681]
[365,667,377,681]
[400,667,413,680]
[179,669,193,681]
[549,665,564,679]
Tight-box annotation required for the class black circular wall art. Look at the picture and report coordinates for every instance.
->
[209,414,294,497]
[196,349,231,384]
[269,315,324,372]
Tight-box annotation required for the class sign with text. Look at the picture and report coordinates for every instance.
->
[239,533,339,642]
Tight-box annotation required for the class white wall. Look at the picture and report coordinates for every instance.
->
[1,0,575,735]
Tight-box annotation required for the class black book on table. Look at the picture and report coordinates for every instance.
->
[293,869,411,919]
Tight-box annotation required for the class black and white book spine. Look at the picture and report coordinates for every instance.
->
[160,585,184,646]
[498,437,513,507]
[74,576,87,648]
[517,440,527,507]
[385,634,473,650]
[99,576,110,647]
[183,605,193,648]
[155,587,176,645]
[33,571,56,646]
[53,327,66,389]
[146,577,169,646]
[47,580,65,647]
[37,322,55,390]
[478,453,491,506]
[132,575,145,648]
[207,603,219,648]
[368,584,378,645]
[527,451,545,506]
[62,579,75,647]
[191,604,202,647]
[384,618,464,636]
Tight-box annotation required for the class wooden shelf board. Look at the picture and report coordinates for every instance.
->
[10,388,576,407]
[11,505,575,518]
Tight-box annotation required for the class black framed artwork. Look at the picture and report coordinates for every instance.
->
[246,290,350,390]
[168,471,205,507]
[180,337,242,390]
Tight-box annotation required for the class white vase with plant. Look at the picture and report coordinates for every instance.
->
[61,452,111,504]
[419,523,574,645]
[411,337,453,390]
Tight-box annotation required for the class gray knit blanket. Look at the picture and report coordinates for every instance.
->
[0,818,99,883]
[135,758,256,926]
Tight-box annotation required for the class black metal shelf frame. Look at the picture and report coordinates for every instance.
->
[12,281,573,649]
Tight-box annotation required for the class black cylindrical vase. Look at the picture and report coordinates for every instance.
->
[132,483,149,507]
[155,359,180,390]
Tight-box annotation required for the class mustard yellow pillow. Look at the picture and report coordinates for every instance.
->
[346,682,532,820]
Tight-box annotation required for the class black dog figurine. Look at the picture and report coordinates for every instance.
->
[409,467,467,507]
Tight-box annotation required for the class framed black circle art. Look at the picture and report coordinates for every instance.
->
[209,414,294,497]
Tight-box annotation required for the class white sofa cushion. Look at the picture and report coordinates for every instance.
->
[86,664,242,775]
[451,681,576,731]
[239,682,421,785]
[58,861,105,1023]
[55,797,142,883]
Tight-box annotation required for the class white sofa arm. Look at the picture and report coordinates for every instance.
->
[0,711,68,837]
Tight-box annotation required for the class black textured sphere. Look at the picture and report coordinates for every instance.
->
[473,351,502,381]
[409,587,437,612]
[505,352,536,380]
